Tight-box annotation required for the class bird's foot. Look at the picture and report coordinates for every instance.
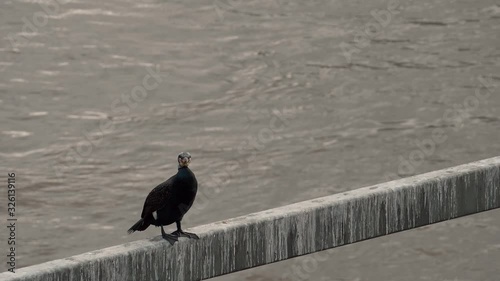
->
[162,233,179,245]
[172,230,199,240]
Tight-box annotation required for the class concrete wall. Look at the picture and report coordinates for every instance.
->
[2,156,499,281]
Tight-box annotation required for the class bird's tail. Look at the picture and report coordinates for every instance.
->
[127,218,150,234]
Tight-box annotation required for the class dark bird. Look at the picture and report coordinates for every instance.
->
[127,152,199,245]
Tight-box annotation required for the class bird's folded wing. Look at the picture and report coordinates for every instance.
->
[141,178,174,218]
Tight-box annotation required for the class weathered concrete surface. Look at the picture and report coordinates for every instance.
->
[2,157,499,281]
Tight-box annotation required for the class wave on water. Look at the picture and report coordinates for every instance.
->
[66,111,108,120]
[2,130,32,138]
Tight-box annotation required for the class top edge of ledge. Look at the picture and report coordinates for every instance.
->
[204,155,500,227]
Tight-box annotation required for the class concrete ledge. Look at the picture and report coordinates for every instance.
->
[2,157,500,281]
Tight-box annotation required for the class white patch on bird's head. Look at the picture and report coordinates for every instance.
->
[178,152,192,168]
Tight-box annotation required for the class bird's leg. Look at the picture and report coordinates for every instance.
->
[161,225,178,245]
[172,221,199,239]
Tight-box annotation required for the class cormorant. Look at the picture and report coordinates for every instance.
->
[127,152,199,245]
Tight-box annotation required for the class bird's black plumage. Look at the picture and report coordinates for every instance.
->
[128,152,199,244]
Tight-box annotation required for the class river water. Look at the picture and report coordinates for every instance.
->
[1,0,499,280]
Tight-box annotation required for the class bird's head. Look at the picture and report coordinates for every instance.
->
[178,152,192,168]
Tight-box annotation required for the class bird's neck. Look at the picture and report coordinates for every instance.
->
[176,167,196,184]
[177,167,192,176]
